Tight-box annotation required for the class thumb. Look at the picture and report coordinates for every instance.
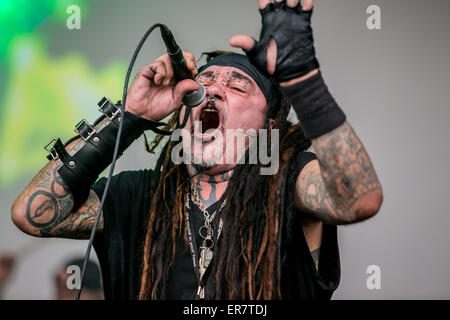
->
[173,79,201,104]
[229,34,255,51]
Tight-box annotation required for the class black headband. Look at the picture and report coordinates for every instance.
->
[198,53,274,102]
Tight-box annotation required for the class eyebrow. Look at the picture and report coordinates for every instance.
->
[197,70,215,78]
[197,70,255,89]
[230,71,255,89]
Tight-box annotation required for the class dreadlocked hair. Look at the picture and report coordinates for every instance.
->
[138,51,311,300]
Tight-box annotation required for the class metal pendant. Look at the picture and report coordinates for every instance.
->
[199,246,213,278]
[198,245,213,300]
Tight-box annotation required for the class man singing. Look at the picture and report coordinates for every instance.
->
[11,0,382,300]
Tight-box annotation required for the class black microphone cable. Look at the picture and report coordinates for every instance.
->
[76,23,198,300]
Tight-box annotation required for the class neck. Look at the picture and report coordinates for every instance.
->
[187,165,233,209]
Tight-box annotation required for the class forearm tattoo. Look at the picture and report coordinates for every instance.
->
[23,117,110,238]
[300,122,381,224]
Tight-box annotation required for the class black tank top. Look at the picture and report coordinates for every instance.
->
[92,151,340,300]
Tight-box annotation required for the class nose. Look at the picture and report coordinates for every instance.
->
[205,81,226,101]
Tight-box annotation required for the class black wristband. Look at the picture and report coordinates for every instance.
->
[46,99,163,211]
[59,111,155,210]
[280,71,346,139]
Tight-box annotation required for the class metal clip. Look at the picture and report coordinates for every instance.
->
[74,119,96,141]
[44,138,59,160]
[98,97,120,120]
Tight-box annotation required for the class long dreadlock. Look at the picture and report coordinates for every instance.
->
[138,51,311,300]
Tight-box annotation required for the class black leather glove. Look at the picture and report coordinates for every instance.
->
[246,1,319,82]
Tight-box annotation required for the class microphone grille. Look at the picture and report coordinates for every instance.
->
[182,82,206,108]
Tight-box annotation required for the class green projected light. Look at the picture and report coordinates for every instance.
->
[0,0,86,58]
[0,1,126,187]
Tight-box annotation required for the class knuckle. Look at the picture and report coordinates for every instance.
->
[185,51,195,59]
[156,53,169,61]
[155,61,166,73]
[137,65,148,74]
[154,60,164,67]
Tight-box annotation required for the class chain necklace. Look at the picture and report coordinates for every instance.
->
[189,183,227,298]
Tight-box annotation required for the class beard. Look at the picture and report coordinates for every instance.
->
[193,160,215,172]
[191,139,224,172]
[189,124,225,172]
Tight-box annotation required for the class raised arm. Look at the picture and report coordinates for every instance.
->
[228,0,382,224]
[295,121,382,225]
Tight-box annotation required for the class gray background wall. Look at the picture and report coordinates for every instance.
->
[1,0,449,299]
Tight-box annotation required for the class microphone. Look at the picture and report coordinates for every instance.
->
[160,25,205,107]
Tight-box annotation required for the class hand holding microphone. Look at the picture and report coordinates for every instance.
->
[125,26,204,122]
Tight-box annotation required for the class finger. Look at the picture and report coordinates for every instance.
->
[173,79,201,105]
[266,38,277,75]
[286,0,300,7]
[155,55,174,86]
[302,0,313,11]
[149,60,167,86]
[156,51,198,83]
[258,0,272,9]
[229,34,255,51]
[183,51,198,76]
[136,64,156,81]
[185,59,198,76]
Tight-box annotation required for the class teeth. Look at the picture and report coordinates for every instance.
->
[204,108,217,113]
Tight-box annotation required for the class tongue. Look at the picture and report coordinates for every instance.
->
[201,111,219,133]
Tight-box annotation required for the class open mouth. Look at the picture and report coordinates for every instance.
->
[196,102,222,137]
[200,106,220,133]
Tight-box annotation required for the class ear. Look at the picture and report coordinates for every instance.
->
[269,118,275,129]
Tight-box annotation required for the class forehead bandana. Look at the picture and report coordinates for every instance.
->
[198,53,274,102]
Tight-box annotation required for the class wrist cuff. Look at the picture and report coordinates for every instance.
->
[280,71,346,139]
[45,98,164,210]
